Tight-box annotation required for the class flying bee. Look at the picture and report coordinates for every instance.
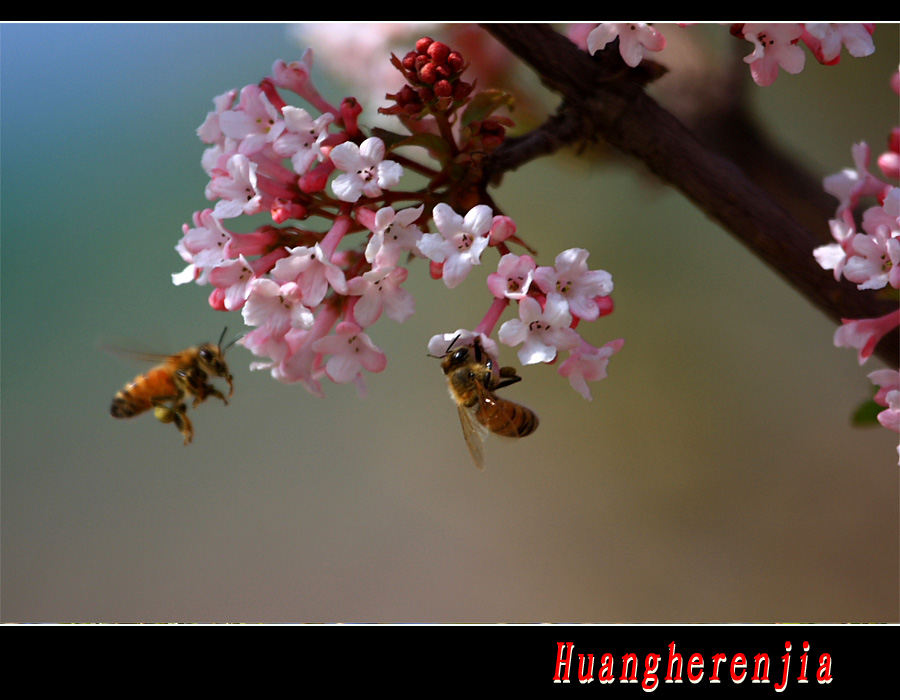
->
[109,328,241,445]
[437,335,539,469]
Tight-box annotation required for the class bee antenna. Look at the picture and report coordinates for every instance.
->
[445,334,462,354]
[472,336,484,361]
[222,329,246,352]
[217,327,229,349]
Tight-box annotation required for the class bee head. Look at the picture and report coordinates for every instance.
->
[436,334,499,379]
[197,343,229,376]
[196,328,243,391]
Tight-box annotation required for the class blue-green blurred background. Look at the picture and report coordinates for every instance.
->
[2,23,898,622]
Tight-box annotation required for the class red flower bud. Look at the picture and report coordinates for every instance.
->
[447,51,465,73]
[427,41,450,64]
[415,37,433,54]
[418,63,437,84]
[433,79,453,98]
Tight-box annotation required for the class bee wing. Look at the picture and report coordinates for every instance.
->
[457,404,489,470]
[98,337,174,367]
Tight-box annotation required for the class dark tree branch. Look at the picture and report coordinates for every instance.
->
[483,23,898,366]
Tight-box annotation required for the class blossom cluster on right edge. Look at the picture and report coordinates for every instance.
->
[813,70,900,462]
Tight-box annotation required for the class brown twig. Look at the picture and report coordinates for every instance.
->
[483,23,898,366]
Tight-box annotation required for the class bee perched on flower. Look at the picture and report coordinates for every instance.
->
[432,333,538,470]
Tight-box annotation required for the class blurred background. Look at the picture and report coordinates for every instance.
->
[2,22,897,623]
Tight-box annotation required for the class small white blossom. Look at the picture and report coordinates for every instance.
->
[330,137,403,202]
[346,265,415,327]
[417,203,492,289]
[558,339,624,400]
[271,243,348,307]
[274,106,334,174]
[533,248,613,321]
[498,293,580,365]
[312,321,387,383]
[365,205,424,268]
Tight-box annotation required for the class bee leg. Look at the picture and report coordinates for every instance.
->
[171,404,193,445]
[176,410,194,445]
[154,400,193,445]
[191,383,229,408]
[177,367,230,408]
[493,367,522,391]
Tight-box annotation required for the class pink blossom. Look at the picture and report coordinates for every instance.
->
[888,237,900,290]
[843,190,899,290]
[271,243,348,307]
[171,242,200,286]
[270,51,339,118]
[586,23,666,68]
[243,324,292,368]
[498,293,581,365]
[843,225,895,291]
[312,321,387,383]
[329,137,403,202]
[197,89,238,147]
[533,248,613,321]
[823,142,886,214]
[802,23,875,64]
[174,212,285,289]
[208,255,256,311]
[208,153,263,219]
[244,325,323,397]
[879,390,900,438]
[740,23,805,86]
[813,212,857,282]
[364,205,425,268]
[270,52,314,95]
[487,253,535,300]
[200,142,227,182]
[834,311,900,365]
[861,186,900,236]
[248,304,341,395]
[241,277,315,337]
[275,329,327,396]
[868,369,900,434]
[558,338,625,400]
[172,209,233,285]
[869,368,900,405]
[218,84,286,156]
[417,203,492,289]
[346,265,415,326]
[272,106,333,175]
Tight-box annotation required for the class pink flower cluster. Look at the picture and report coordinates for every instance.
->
[813,72,900,459]
[174,51,408,397]
[582,23,876,86]
[428,246,622,401]
[174,40,623,401]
